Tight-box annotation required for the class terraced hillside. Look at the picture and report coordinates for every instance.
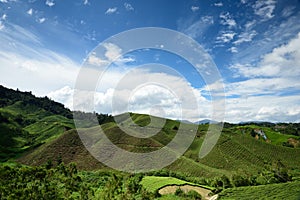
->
[1,85,300,199]
[17,111,300,180]
[0,85,74,161]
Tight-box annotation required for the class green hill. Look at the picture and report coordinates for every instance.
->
[1,85,300,199]
[0,85,74,161]
[16,112,300,178]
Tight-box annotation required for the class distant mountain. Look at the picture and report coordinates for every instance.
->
[238,120,271,124]
[195,119,218,124]
[177,119,194,124]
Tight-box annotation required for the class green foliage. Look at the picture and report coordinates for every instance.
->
[0,163,154,200]
[0,85,72,119]
[185,190,202,200]
[1,85,300,199]
[231,174,251,187]
[0,163,93,199]
[174,188,202,200]
[0,85,75,161]
[218,181,300,200]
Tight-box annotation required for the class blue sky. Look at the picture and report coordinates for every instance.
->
[0,0,300,122]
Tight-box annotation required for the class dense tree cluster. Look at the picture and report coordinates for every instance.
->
[0,163,154,200]
[0,85,72,119]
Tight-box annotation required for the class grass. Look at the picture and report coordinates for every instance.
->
[15,113,300,178]
[0,101,74,161]
[231,125,300,145]
[140,176,213,193]
[218,181,300,200]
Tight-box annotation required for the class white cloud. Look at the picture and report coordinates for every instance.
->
[241,0,247,4]
[105,7,117,15]
[232,12,300,64]
[219,12,236,28]
[0,0,8,2]
[224,32,300,122]
[191,6,199,12]
[225,95,300,123]
[244,20,256,30]
[38,18,46,23]
[87,53,108,67]
[216,31,236,43]
[177,16,214,39]
[83,0,89,5]
[0,23,79,96]
[259,32,300,77]
[2,14,7,20]
[233,30,257,45]
[232,32,300,78]
[281,6,295,17]
[51,67,212,122]
[48,86,74,109]
[45,0,55,7]
[0,21,4,30]
[214,2,223,7]
[103,43,122,61]
[27,8,33,15]
[228,46,238,53]
[86,43,134,67]
[253,0,276,20]
[124,3,134,11]
[199,75,300,123]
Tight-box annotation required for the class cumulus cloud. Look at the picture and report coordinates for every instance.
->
[233,30,257,45]
[224,32,300,122]
[0,21,4,30]
[216,31,236,43]
[105,7,117,15]
[83,0,89,5]
[124,3,134,11]
[48,86,74,109]
[1,14,7,20]
[253,0,276,20]
[228,46,238,53]
[38,18,46,23]
[225,95,300,123]
[87,53,108,67]
[219,12,236,28]
[244,20,256,30]
[214,2,223,7]
[0,14,6,30]
[27,8,33,15]
[231,32,300,78]
[51,67,212,122]
[45,0,55,7]
[191,6,199,12]
[86,43,134,68]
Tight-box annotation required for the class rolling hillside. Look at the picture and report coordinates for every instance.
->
[17,111,300,179]
[0,85,74,161]
[1,85,300,199]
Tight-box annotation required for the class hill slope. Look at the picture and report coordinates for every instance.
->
[0,85,74,161]
[17,113,300,179]
[1,85,300,179]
